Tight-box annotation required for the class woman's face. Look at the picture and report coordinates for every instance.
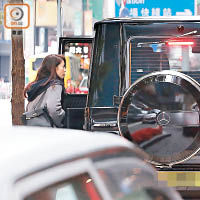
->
[56,60,66,79]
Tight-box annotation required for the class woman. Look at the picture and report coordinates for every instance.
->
[24,54,66,127]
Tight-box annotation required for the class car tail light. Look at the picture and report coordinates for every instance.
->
[166,41,194,46]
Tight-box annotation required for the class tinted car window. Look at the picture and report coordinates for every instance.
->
[124,22,200,87]
[96,157,156,200]
[25,173,102,200]
[125,188,171,200]
[129,37,200,84]
[89,24,120,107]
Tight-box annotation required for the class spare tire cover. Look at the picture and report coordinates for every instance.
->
[118,70,200,166]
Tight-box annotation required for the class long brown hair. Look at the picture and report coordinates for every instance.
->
[24,54,66,98]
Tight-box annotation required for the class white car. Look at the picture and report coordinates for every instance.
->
[0,127,182,200]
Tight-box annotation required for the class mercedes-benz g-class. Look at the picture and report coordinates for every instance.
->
[60,17,200,199]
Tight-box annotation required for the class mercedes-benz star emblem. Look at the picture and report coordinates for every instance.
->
[156,112,170,126]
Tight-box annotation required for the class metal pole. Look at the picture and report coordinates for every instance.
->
[57,0,62,49]
[34,0,36,54]
[82,0,85,35]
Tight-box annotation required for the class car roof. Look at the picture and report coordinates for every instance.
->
[0,127,139,184]
[94,16,200,28]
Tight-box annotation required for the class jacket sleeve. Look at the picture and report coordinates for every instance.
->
[45,84,65,127]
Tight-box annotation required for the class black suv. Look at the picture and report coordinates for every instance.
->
[60,16,200,199]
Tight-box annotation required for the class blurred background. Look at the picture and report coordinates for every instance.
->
[0,0,115,99]
[0,0,199,99]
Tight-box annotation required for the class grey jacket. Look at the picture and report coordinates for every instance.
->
[27,84,65,127]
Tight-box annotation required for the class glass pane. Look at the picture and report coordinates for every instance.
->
[64,42,92,94]
[129,37,200,84]
[115,188,171,200]
[97,158,170,200]
[25,173,102,200]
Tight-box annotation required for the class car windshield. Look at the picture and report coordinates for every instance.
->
[128,36,200,85]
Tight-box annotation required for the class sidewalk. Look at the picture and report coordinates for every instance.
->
[0,99,12,127]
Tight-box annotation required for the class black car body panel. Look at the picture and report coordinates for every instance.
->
[60,17,200,198]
